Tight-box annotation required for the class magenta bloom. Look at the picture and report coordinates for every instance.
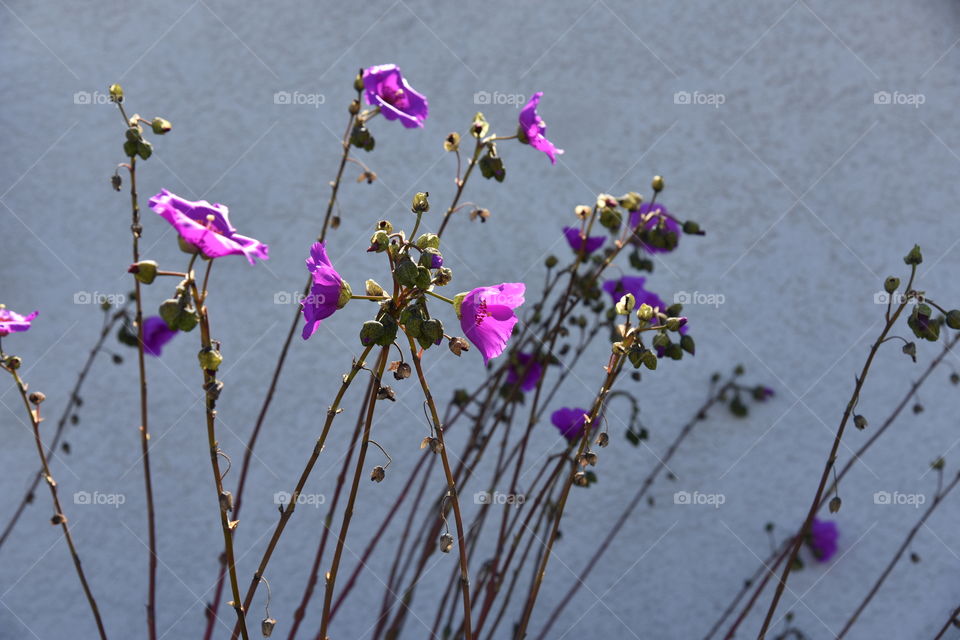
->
[363,64,428,129]
[0,308,38,336]
[551,407,589,442]
[507,353,542,392]
[808,518,839,562]
[563,227,605,255]
[456,283,525,365]
[141,316,177,357]
[602,276,667,313]
[149,189,269,265]
[301,242,351,340]
[519,92,562,164]
[629,203,681,254]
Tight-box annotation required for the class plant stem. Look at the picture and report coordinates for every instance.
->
[407,335,475,640]
[230,343,376,640]
[757,268,916,639]
[437,137,484,238]
[2,362,108,639]
[318,345,390,639]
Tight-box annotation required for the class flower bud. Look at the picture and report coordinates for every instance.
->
[618,192,642,211]
[28,391,46,405]
[137,139,153,160]
[444,132,460,152]
[829,496,841,513]
[419,248,443,269]
[377,219,393,233]
[348,99,360,115]
[853,414,867,430]
[637,304,654,322]
[219,490,233,512]
[574,472,588,487]
[471,112,489,138]
[946,310,960,330]
[109,84,124,102]
[261,617,277,637]
[365,279,385,297]
[111,173,122,191]
[198,347,223,372]
[439,532,454,553]
[411,192,430,214]
[415,233,440,250]
[177,235,201,255]
[904,244,923,265]
[150,117,172,135]
[651,175,664,192]
[394,256,419,288]
[393,362,412,380]
[596,432,609,448]
[360,321,385,346]
[902,341,917,362]
[354,70,364,92]
[682,220,703,235]
[478,148,505,182]
[420,318,444,345]
[433,267,453,287]
[680,334,696,355]
[368,230,390,253]
[448,337,469,356]
[129,260,159,284]
[337,280,353,309]
[371,465,386,482]
[884,276,900,294]
[544,255,558,269]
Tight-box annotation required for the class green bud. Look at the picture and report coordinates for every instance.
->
[651,333,670,350]
[420,318,444,347]
[6,355,22,370]
[651,175,664,192]
[376,315,399,346]
[471,112,489,138]
[415,265,433,290]
[902,341,917,362]
[904,244,923,265]
[598,207,622,230]
[108,83,124,102]
[642,351,658,370]
[433,267,453,287]
[123,140,138,158]
[354,70,364,92]
[665,317,683,332]
[159,299,182,329]
[479,148,505,182]
[618,192,642,211]
[198,347,223,371]
[444,132,460,152]
[360,320,385,346]
[946,310,960,330]
[415,233,440,250]
[615,294,635,316]
[411,192,430,214]
[680,334,695,355]
[394,256,419,288]
[137,139,153,160]
[131,260,158,284]
[419,248,442,269]
[453,292,467,318]
[884,276,900,294]
[544,255,558,269]
[665,343,683,360]
[350,124,375,151]
[365,279,385,297]
[151,117,172,135]
[682,220,703,235]
[368,230,390,253]
[828,496,842,513]
[377,219,393,233]
[637,303,654,321]
[337,280,352,308]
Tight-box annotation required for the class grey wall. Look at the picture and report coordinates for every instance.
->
[2,1,960,638]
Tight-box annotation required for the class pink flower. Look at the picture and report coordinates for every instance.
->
[142,316,177,356]
[551,407,589,442]
[363,64,429,129]
[563,227,605,255]
[0,307,38,336]
[506,353,542,392]
[808,518,839,562]
[301,242,351,340]
[519,92,563,164]
[149,189,269,265]
[456,283,525,365]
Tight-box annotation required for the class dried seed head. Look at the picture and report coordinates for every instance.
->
[219,490,234,513]
[574,472,588,487]
[393,362,412,380]
[371,466,386,483]
[28,391,46,405]
[377,386,396,401]
[439,533,454,553]
[585,451,599,466]
[596,432,609,448]
[51,513,66,525]
[261,617,277,637]
[828,496,841,513]
[853,414,867,430]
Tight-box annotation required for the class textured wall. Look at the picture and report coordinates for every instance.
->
[2,1,960,638]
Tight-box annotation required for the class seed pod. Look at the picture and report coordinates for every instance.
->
[261,617,276,637]
[574,472,588,487]
[371,466,386,482]
[439,532,454,553]
[28,391,46,405]
[853,414,867,430]
[596,432,609,448]
[219,490,234,513]
[829,496,841,513]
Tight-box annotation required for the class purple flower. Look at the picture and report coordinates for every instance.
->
[431,254,443,269]
[0,307,38,336]
[629,203,681,254]
[456,283,525,365]
[563,227,605,255]
[142,316,177,357]
[363,64,428,129]
[149,189,269,265]
[551,407,589,442]
[506,353,542,392]
[519,92,563,164]
[808,518,839,562]
[602,276,668,314]
[301,242,351,340]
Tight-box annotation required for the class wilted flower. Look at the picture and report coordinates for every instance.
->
[551,407,589,442]
[141,316,177,357]
[807,518,839,562]
[149,189,269,264]
[301,242,352,340]
[518,92,563,164]
[455,283,525,365]
[562,226,604,255]
[363,64,428,129]
[506,353,542,392]
[629,203,681,254]
[0,307,38,336]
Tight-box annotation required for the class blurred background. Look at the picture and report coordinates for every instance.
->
[2,1,960,638]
